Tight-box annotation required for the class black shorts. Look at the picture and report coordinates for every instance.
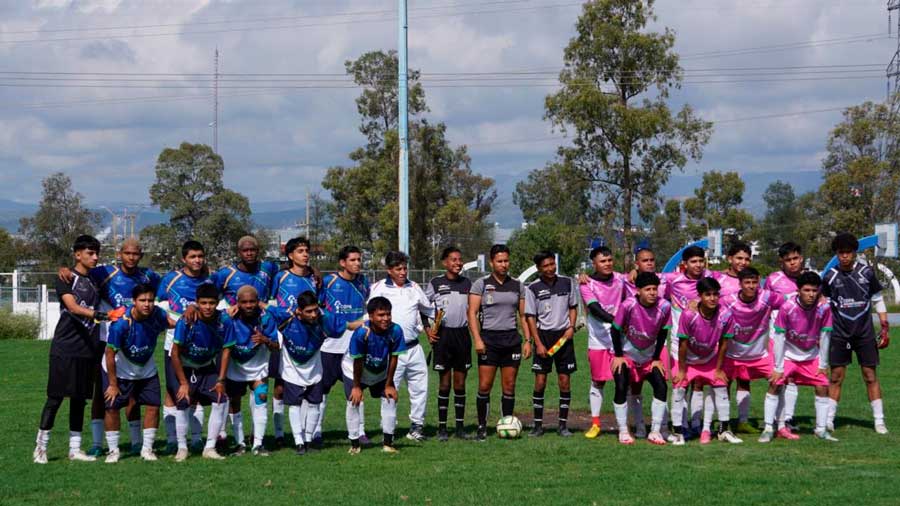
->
[103,373,161,409]
[284,381,324,406]
[47,354,99,399]
[478,343,522,368]
[225,378,267,400]
[164,356,226,408]
[532,329,577,375]
[433,326,472,372]
[830,336,879,368]
[268,351,283,384]
[342,376,387,400]
[320,351,345,394]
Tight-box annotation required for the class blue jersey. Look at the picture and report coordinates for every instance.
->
[106,306,169,373]
[271,269,318,311]
[224,311,278,364]
[172,312,230,368]
[348,322,406,377]
[268,306,338,365]
[157,269,214,316]
[215,261,279,306]
[319,273,369,338]
[91,265,161,309]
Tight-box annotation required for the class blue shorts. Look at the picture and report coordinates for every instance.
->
[342,376,387,400]
[321,351,345,394]
[283,380,324,406]
[164,355,227,409]
[102,372,161,410]
[269,351,282,383]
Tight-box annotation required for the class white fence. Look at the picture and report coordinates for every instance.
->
[1,271,57,340]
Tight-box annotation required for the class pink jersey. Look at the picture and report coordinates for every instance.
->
[677,307,735,365]
[765,270,799,300]
[665,270,715,311]
[580,272,626,351]
[713,271,742,297]
[723,289,784,360]
[613,297,672,364]
[623,273,668,300]
[774,296,832,362]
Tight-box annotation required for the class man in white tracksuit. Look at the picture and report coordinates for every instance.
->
[369,251,435,442]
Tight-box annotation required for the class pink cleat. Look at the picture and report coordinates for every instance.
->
[699,430,712,444]
[777,427,800,440]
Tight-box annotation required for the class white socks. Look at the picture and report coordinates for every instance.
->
[713,387,730,424]
[128,420,141,447]
[763,392,779,430]
[69,431,82,453]
[175,409,189,450]
[219,399,230,439]
[346,401,361,440]
[205,403,227,450]
[315,396,327,437]
[273,398,285,439]
[91,419,103,448]
[142,428,156,452]
[359,400,366,434]
[289,405,305,446]
[690,389,704,429]
[105,430,120,452]
[815,396,830,432]
[783,383,798,420]
[381,397,397,436]
[671,387,686,428]
[251,398,268,448]
[163,406,177,444]
[650,399,666,433]
[589,384,603,417]
[614,402,628,433]
[304,403,320,443]
[827,398,837,427]
[872,399,885,424]
[189,405,204,445]
[736,389,751,423]
[230,412,245,446]
[36,429,51,450]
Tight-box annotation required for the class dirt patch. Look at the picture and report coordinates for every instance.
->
[515,408,617,432]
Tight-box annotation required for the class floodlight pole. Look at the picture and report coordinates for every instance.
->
[398,0,410,254]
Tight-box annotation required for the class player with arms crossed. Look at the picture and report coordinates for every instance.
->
[468,244,532,442]
[824,233,890,434]
[525,251,578,437]
[425,246,473,441]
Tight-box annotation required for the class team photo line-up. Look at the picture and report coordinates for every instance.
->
[32,230,890,463]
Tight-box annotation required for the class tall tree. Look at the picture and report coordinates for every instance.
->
[545,0,712,262]
[19,172,100,269]
[0,228,26,272]
[506,217,589,276]
[649,199,687,262]
[513,161,599,227]
[141,142,252,269]
[683,170,754,239]
[751,180,799,263]
[323,51,496,268]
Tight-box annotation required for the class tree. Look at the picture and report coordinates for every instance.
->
[19,172,100,269]
[683,171,754,240]
[141,142,252,269]
[506,217,589,276]
[323,51,497,268]
[751,181,799,263]
[818,99,900,235]
[0,228,26,271]
[544,0,712,262]
[513,161,599,228]
[649,199,688,262]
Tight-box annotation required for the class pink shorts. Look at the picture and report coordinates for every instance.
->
[776,358,829,387]
[674,359,726,388]
[588,349,614,382]
[723,355,773,382]
[621,354,668,384]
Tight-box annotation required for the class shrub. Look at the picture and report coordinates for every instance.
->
[0,310,40,340]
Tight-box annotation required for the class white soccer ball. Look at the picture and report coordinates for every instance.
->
[496,416,522,439]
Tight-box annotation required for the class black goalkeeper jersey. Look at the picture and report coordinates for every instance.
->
[822,262,883,340]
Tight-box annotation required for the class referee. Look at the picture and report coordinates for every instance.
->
[525,251,578,437]
[425,246,473,441]
[468,244,532,442]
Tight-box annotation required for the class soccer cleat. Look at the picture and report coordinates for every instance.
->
[406,425,428,442]
[718,431,743,444]
[633,424,647,439]
[202,448,226,460]
[734,422,756,434]
[165,441,178,455]
[529,426,545,438]
[875,422,889,435]
[382,445,399,454]
[232,444,247,456]
[647,431,666,445]
[174,448,189,462]
[814,430,839,442]
[347,446,361,455]
[33,447,48,465]
[784,418,799,432]
[699,431,712,445]
[475,426,488,442]
[437,429,449,442]
[294,445,306,456]
[86,445,104,458]
[105,450,120,464]
[140,448,158,461]
[454,427,471,440]
[68,449,97,462]
[826,422,835,432]
[618,431,635,445]
[777,427,800,440]
[558,427,574,437]
[359,434,372,447]
[584,424,602,439]
[251,445,270,457]
[669,434,685,446]
[758,429,774,443]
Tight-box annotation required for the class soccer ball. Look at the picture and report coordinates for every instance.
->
[496,416,522,439]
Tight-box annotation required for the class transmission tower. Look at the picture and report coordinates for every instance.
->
[213,47,219,153]
[889,1,900,102]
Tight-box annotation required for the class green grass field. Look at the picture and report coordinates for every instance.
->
[1,330,898,506]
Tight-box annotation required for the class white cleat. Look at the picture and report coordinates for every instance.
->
[105,450,120,463]
[68,449,97,462]
[33,447,48,465]
[814,430,839,442]
[757,429,774,443]
[174,448,189,462]
[140,448,158,461]
[202,448,226,460]
[875,422,889,435]
[826,422,835,432]
[718,430,743,444]
[669,434,685,446]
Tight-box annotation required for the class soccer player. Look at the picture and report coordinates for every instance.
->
[468,244,532,442]
[168,283,231,461]
[715,242,752,297]
[222,285,279,455]
[722,267,784,435]
[760,272,837,442]
[157,240,214,453]
[525,251,578,437]
[824,232,890,434]
[344,296,406,454]
[102,284,174,462]
[34,235,110,464]
[315,245,370,447]
[58,238,162,457]
[369,251,434,442]
[579,246,626,439]
[425,246,473,441]
[268,291,348,455]
[671,277,741,445]
[610,272,671,445]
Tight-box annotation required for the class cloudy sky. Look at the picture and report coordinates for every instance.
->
[0,0,894,208]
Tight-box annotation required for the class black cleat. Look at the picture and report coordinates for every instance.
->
[529,426,544,437]
[295,444,306,456]
[437,428,449,442]
[475,425,487,442]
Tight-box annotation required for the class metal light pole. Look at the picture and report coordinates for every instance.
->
[398,0,409,254]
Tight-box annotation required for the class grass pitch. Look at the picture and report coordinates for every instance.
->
[1,330,897,505]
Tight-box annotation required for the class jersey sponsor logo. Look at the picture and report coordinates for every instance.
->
[785,329,818,351]
[511,353,521,361]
